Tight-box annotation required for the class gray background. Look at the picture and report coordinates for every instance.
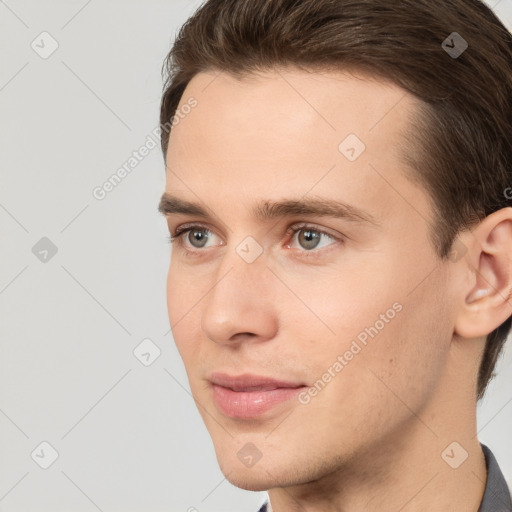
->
[0,1,511,511]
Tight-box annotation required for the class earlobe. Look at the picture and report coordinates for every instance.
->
[453,208,512,340]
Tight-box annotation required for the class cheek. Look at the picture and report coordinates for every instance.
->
[291,255,452,400]
[166,260,203,360]
[292,276,452,448]
[280,260,397,348]
[166,257,203,321]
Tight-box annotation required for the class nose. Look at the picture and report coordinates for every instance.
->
[200,244,279,345]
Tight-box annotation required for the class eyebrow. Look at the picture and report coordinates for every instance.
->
[158,193,381,226]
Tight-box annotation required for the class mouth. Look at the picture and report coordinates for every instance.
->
[208,372,307,418]
[208,372,305,391]
[220,383,301,392]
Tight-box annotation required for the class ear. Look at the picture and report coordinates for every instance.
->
[453,207,512,339]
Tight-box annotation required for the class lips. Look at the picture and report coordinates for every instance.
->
[208,372,308,418]
[208,372,305,392]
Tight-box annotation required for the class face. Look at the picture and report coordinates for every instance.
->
[161,68,458,491]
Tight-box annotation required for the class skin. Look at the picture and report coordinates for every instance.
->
[160,67,512,512]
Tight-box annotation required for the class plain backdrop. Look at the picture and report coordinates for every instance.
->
[1,1,511,511]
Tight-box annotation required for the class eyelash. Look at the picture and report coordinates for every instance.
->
[166,222,343,257]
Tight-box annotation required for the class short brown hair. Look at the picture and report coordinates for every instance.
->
[159,0,512,401]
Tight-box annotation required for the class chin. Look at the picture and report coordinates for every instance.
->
[223,469,276,492]
[218,453,305,492]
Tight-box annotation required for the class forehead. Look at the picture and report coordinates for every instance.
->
[168,67,415,149]
[164,67,431,228]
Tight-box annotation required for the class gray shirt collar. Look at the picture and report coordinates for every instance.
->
[478,443,512,512]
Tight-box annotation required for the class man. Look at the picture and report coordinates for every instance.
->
[157,0,512,510]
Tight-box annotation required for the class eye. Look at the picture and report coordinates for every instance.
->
[168,224,220,250]
[285,223,340,252]
[167,222,343,255]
